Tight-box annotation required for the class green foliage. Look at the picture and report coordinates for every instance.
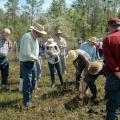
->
[0,0,119,41]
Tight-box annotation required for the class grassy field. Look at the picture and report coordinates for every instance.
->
[0,55,107,120]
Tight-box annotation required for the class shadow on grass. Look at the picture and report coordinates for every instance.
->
[0,98,21,110]
[64,95,82,111]
[63,81,75,86]
[64,96,99,111]
[41,88,73,100]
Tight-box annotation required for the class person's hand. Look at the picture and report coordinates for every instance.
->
[48,52,52,56]
[35,59,40,63]
[114,72,120,79]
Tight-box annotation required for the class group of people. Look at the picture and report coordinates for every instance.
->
[0,17,120,120]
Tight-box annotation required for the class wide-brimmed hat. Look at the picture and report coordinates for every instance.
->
[57,30,62,34]
[30,23,47,35]
[88,37,96,43]
[88,61,103,75]
[45,38,57,46]
[67,50,78,61]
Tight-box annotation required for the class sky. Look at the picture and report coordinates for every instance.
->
[0,0,74,11]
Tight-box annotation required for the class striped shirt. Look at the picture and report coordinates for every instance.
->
[0,35,11,57]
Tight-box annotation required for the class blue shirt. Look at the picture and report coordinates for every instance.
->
[80,42,98,61]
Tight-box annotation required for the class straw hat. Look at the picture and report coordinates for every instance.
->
[88,61,103,75]
[30,23,47,35]
[46,38,57,46]
[67,50,78,61]
[88,37,96,43]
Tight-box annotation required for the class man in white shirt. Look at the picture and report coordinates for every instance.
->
[0,28,11,91]
[19,24,47,107]
[54,30,67,74]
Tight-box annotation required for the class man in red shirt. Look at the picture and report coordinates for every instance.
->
[103,18,120,120]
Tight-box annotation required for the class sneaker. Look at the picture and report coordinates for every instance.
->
[23,102,36,108]
[52,84,55,88]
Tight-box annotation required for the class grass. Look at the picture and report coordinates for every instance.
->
[0,54,107,120]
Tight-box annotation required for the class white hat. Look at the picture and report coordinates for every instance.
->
[67,50,78,61]
[46,38,57,46]
[88,61,103,75]
[3,28,11,35]
[30,23,47,35]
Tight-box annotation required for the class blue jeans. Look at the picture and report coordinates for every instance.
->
[48,62,63,85]
[20,61,23,78]
[0,57,9,85]
[21,62,37,106]
[105,74,120,120]
[35,59,42,80]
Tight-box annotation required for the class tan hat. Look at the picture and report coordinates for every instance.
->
[30,23,47,35]
[57,30,62,34]
[67,50,78,61]
[88,37,96,43]
[88,61,103,75]
[46,38,57,46]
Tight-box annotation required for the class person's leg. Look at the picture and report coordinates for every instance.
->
[19,61,23,92]
[32,65,37,91]
[75,72,81,89]
[1,58,9,89]
[36,61,41,80]
[85,74,98,99]
[48,62,55,86]
[55,62,63,85]
[21,63,33,106]
[105,74,120,120]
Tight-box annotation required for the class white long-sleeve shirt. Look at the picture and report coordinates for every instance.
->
[45,42,60,64]
[54,37,67,55]
[19,32,39,62]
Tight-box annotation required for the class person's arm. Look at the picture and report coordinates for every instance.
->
[44,45,51,58]
[73,58,79,74]
[103,37,120,78]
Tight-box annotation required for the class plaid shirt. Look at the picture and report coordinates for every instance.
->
[0,36,11,57]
